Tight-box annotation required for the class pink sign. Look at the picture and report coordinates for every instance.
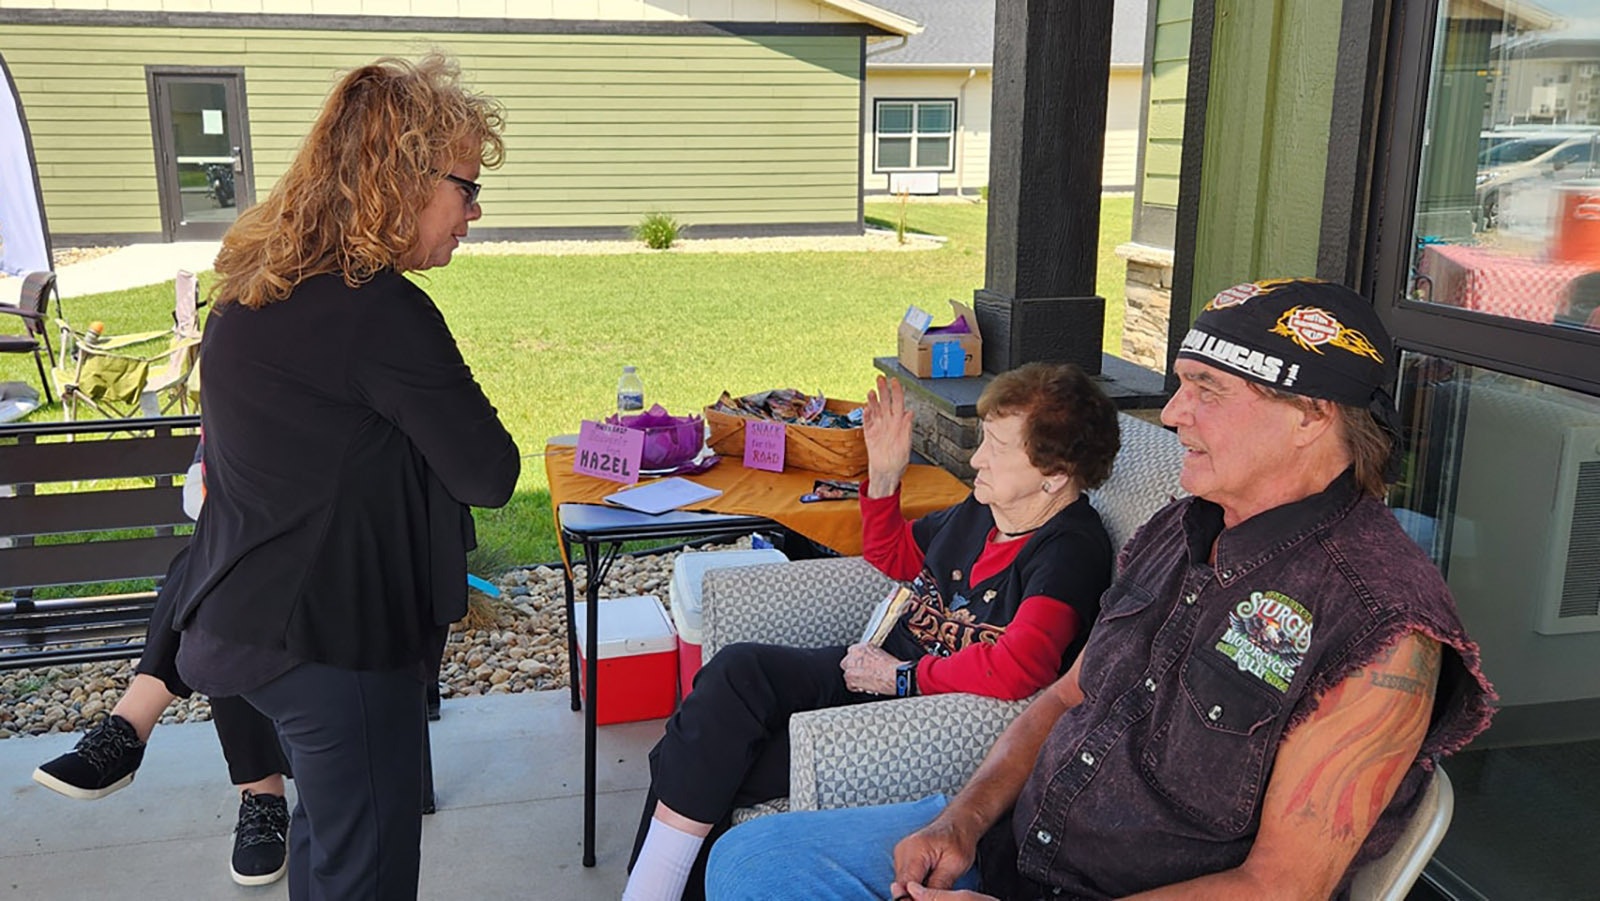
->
[743,420,786,472]
[574,420,644,484]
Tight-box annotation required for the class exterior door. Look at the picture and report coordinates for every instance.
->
[148,70,252,241]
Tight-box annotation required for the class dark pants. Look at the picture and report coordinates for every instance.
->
[136,547,291,785]
[631,643,877,899]
[245,661,426,901]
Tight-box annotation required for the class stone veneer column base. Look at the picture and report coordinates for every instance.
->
[1114,242,1175,372]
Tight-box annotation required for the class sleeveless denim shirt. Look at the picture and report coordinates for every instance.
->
[999,471,1494,899]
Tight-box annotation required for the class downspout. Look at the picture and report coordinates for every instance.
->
[865,35,909,59]
[957,67,977,198]
[864,36,910,195]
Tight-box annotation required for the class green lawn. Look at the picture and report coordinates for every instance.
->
[6,198,1134,566]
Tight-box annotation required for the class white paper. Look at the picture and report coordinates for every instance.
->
[202,109,223,135]
[859,585,913,646]
[603,477,722,515]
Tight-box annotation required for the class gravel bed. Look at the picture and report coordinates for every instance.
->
[0,540,745,740]
[52,246,121,268]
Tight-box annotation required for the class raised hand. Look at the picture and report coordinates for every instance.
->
[863,374,913,498]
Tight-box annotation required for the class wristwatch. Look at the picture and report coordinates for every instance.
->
[895,660,919,697]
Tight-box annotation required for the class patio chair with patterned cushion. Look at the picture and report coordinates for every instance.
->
[696,412,1188,823]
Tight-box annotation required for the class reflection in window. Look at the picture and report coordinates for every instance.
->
[1408,4,1600,333]
[1391,352,1600,899]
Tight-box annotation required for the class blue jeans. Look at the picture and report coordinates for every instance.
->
[706,795,983,900]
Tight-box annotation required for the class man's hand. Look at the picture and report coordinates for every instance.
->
[891,811,982,893]
[879,662,1084,900]
[892,885,998,901]
[863,375,913,498]
[841,642,901,695]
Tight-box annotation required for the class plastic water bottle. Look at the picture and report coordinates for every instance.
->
[616,365,644,413]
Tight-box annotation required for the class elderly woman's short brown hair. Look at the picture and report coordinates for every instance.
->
[976,363,1121,489]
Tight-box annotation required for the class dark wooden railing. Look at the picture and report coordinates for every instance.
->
[0,415,200,669]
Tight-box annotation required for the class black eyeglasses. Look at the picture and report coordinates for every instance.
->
[439,172,482,208]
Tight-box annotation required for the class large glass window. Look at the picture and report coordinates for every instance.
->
[874,100,956,172]
[1391,352,1600,899]
[1406,5,1600,335]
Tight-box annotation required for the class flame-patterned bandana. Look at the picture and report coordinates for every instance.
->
[1177,279,1397,413]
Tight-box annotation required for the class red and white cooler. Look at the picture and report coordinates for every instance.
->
[572,595,679,725]
[669,548,788,699]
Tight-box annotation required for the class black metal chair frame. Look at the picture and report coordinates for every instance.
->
[1,271,60,404]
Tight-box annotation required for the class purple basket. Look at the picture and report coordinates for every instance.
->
[606,406,706,471]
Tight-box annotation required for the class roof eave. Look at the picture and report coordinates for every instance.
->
[816,0,924,36]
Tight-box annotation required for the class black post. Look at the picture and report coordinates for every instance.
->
[976,0,1114,375]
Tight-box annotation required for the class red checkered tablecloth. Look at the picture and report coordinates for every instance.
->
[1418,244,1596,324]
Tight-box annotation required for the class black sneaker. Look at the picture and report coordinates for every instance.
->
[31,713,146,800]
[231,789,289,886]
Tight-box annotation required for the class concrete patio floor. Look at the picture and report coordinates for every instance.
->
[2,690,660,900]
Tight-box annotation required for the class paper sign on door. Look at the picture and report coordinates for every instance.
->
[743,420,786,472]
[574,420,644,484]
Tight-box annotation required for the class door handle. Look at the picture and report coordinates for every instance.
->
[232,146,243,174]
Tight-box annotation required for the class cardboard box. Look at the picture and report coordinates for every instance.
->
[668,548,789,700]
[897,300,982,378]
[573,595,678,725]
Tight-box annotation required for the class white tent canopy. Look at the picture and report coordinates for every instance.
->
[0,51,51,279]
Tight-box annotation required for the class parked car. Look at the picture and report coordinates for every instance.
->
[1477,132,1600,228]
[1479,127,1578,159]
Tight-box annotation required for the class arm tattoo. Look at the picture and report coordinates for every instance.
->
[1368,639,1441,698]
[1281,636,1441,840]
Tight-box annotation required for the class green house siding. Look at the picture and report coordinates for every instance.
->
[1142,0,1191,211]
[0,24,863,240]
[1187,0,1341,319]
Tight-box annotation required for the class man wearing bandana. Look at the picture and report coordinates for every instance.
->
[707,279,1496,901]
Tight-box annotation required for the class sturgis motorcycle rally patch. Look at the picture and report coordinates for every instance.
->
[1215,590,1313,692]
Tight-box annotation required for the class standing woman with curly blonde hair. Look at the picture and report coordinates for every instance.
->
[170,54,519,900]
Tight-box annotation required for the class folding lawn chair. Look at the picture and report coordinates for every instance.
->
[52,271,204,422]
[138,270,203,417]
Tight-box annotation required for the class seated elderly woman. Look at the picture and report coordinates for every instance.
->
[622,363,1122,901]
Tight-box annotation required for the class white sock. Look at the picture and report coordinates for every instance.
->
[621,817,705,901]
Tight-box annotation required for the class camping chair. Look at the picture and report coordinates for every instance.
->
[137,270,202,417]
[52,271,203,422]
[0,271,60,403]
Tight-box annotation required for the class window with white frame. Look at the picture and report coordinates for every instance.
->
[874,100,956,172]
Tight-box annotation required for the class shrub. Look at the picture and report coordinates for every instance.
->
[635,212,683,250]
